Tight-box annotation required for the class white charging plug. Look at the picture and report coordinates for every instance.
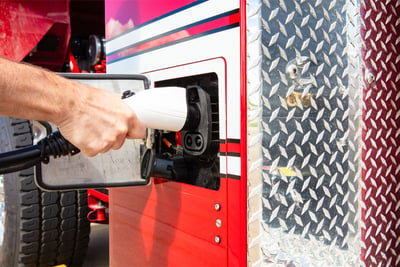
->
[122,86,188,132]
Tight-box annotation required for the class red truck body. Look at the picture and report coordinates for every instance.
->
[0,0,70,70]
[1,1,400,266]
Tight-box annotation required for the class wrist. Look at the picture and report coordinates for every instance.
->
[50,76,87,127]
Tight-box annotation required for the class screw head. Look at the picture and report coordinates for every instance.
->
[215,235,221,244]
[286,64,299,79]
[365,71,375,84]
[216,219,222,228]
[215,203,221,211]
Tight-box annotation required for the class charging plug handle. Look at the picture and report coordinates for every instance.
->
[0,131,79,175]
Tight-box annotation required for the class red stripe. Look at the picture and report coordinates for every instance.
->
[239,1,248,266]
[108,12,240,61]
[220,142,241,153]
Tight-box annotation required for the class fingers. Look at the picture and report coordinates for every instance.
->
[87,117,144,156]
[111,136,126,150]
[91,131,128,155]
[81,137,125,157]
[126,115,146,139]
[81,149,98,158]
[57,90,146,157]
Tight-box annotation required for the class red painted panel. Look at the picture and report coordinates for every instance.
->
[0,0,69,61]
[110,180,228,266]
[225,178,242,266]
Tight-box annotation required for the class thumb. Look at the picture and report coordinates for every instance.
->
[126,117,146,139]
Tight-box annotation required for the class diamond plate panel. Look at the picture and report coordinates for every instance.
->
[255,0,400,265]
[361,0,400,266]
[259,0,364,265]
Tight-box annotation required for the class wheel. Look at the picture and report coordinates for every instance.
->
[0,117,91,267]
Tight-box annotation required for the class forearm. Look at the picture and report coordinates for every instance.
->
[0,57,145,156]
[0,57,81,124]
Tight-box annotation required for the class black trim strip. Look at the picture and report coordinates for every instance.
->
[220,152,241,157]
[224,173,241,180]
[226,138,240,144]
[108,23,240,64]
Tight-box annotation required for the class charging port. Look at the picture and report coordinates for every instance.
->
[184,133,203,151]
[141,73,219,190]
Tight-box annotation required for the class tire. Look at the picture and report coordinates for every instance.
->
[0,118,91,267]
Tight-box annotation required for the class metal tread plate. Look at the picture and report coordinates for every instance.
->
[250,0,400,266]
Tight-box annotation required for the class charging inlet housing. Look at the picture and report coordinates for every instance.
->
[141,73,220,190]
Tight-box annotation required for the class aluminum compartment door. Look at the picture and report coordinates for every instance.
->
[259,0,363,265]
[36,74,150,190]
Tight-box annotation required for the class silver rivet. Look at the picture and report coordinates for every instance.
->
[338,86,347,95]
[365,70,375,84]
[216,219,222,228]
[215,203,221,211]
[286,64,299,79]
[215,236,221,244]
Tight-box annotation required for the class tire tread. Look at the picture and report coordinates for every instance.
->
[1,119,91,267]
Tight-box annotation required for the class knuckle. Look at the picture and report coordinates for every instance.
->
[87,140,108,155]
[117,124,128,135]
[112,140,125,150]
[83,148,97,157]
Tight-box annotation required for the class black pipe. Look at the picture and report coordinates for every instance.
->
[0,131,79,175]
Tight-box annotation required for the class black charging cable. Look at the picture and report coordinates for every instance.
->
[0,131,79,174]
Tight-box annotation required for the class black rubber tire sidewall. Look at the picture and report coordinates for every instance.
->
[0,118,91,267]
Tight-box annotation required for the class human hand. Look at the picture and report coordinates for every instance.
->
[55,82,145,157]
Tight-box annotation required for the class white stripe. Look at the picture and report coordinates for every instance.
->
[106,0,239,54]
[220,155,227,174]
[220,155,241,176]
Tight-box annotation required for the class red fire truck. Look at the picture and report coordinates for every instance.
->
[1,0,399,266]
